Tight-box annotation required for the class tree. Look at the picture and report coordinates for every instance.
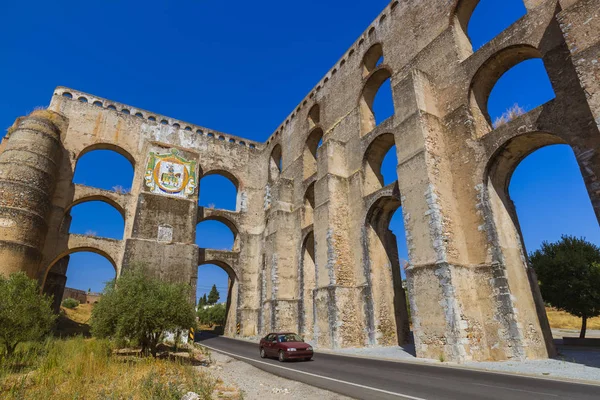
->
[0,272,56,356]
[90,267,196,357]
[207,284,220,305]
[196,303,227,327]
[198,294,207,308]
[530,235,600,338]
[209,303,227,326]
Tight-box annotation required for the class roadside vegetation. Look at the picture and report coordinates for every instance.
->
[0,267,241,399]
[530,235,600,338]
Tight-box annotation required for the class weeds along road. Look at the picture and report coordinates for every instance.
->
[195,334,600,400]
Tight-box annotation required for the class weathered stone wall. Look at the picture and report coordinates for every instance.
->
[0,0,598,363]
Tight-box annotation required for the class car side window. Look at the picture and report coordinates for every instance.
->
[266,334,275,342]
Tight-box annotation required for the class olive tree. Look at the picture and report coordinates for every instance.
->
[0,272,56,356]
[91,267,196,357]
[530,235,600,338]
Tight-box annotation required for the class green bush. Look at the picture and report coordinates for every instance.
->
[197,303,227,327]
[90,267,196,357]
[61,298,80,309]
[0,272,56,357]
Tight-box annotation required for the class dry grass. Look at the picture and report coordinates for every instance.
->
[0,338,220,400]
[546,307,600,330]
[493,103,525,128]
[62,303,93,324]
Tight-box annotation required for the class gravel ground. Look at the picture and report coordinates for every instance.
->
[201,350,352,400]
[323,343,600,384]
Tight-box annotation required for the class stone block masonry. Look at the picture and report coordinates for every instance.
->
[1,0,599,362]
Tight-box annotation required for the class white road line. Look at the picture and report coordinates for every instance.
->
[200,344,428,400]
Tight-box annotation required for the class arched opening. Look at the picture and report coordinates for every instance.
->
[364,195,411,347]
[469,46,555,136]
[303,128,324,179]
[488,59,555,127]
[269,144,283,181]
[363,133,397,195]
[298,231,316,337]
[196,220,237,251]
[360,69,394,135]
[42,250,116,327]
[362,43,384,77]
[454,0,527,53]
[486,132,600,353]
[303,183,315,229]
[195,262,236,336]
[199,172,239,211]
[308,104,320,128]
[66,201,125,240]
[74,147,135,192]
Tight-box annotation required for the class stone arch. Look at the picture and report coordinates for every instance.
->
[61,200,126,240]
[308,104,320,128]
[196,218,239,251]
[303,182,315,229]
[359,67,394,135]
[76,142,136,168]
[298,230,316,337]
[303,128,324,180]
[469,45,545,133]
[485,131,566,209]
[362,43,383,77]
[197,259,239,336]
[363,132,396,195]
[198,214,240,243]
[483,130,578,358]
[452,0,527,52]
[363,194,410,346]
[65,194,127,220]
[42,245,118,290]
[200,169,240,211]
[202,169,239,189]
[41,248,117,313]
[269,144,283,181]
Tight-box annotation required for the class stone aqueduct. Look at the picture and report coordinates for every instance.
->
[1,0,599,362]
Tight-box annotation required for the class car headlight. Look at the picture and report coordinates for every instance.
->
[288,348,297,351]
[307,346,313,351]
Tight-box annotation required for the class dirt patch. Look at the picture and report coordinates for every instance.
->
[202,350,352,400]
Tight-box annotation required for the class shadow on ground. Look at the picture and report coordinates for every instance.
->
[553,340,600,369]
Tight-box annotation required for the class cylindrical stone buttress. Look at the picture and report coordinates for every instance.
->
[0,111,63,278]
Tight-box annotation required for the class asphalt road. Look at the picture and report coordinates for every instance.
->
[195,334,600,400]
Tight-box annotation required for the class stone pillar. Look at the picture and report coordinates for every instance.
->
[0,111,65,278]
[122,147,199,300]
[263,178,300,333]
[43,257,69,313]
[313,139,366,348]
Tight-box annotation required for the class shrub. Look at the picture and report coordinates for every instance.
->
[61,298,80,309]
[0,272,56,357]
[530,235,600,338]
[197,303,227,327]
[91,267,196,357]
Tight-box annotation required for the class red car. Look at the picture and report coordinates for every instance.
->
[259,332,314,362]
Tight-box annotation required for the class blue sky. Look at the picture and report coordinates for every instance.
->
[1,0,598,300]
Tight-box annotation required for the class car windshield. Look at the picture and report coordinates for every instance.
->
[278,333,303,342]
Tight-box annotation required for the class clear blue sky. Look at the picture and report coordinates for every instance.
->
[1,0,598,300]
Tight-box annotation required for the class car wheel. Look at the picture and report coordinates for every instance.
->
[278,350,285,362]
[260,348,266,358]
[304,357,312,361]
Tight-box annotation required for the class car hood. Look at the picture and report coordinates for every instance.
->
[280,341,310,349]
